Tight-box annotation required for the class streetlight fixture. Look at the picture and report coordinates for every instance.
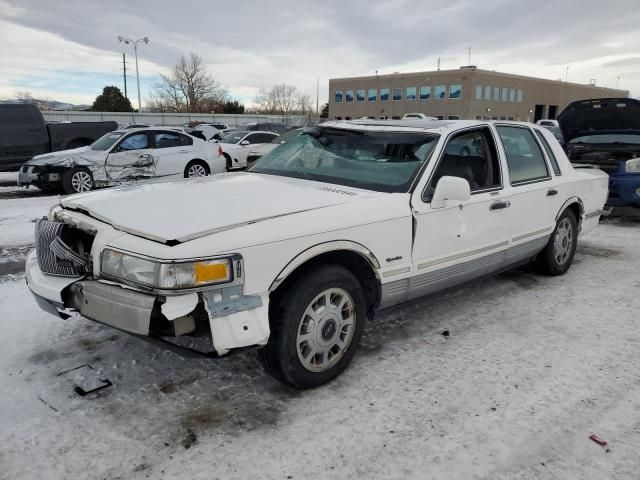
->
[118,35,149,111]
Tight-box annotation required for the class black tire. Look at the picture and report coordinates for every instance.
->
[536,209,578,275]
[223,153,232,171]
[62,167,94,194]
[184,159,210,178]
[257,265,366,389]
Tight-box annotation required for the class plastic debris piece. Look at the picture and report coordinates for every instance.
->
[589,434,608,446]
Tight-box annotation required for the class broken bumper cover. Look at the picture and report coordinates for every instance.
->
[25,250,270,356]
[17,167,60,187]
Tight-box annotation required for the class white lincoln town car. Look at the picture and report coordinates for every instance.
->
[26,120,608,389]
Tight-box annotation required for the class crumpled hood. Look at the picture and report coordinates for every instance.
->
[60,172,381,244]
[558,98,640,142]
[28,146,93,166]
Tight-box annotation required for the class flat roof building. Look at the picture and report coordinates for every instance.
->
[329,66,628,122]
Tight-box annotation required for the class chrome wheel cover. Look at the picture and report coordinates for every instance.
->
[188,164,208,177]
[71,171,92,192]
[296,288,356,373]
[553,217,573,265]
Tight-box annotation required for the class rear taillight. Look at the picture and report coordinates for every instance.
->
[218,145,223,156]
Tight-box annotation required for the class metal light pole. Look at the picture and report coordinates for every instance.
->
[118,35,149,111]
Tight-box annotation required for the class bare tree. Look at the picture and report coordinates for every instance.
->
[254,83,313,117]
[14,90,35,103]
[148,53,229,113]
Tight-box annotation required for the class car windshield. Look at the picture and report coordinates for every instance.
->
[222,131,249,144]
[249,127,439,193]
[91,132,125,150]
[569,134,640,144]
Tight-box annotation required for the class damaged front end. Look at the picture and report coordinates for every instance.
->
[27,216,270,357]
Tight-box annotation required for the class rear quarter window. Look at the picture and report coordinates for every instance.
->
[496,125,550,184]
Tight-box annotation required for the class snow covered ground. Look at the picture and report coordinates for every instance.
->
[0,182,639,479]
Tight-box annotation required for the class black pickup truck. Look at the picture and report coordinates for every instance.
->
[0,104,117,171]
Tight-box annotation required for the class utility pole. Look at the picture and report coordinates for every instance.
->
[565,66,569,82]
[316,76,319,117]
[437,57,440,71]
[468,46,471,65]
[122,53,128,99]
[617,76,620,89]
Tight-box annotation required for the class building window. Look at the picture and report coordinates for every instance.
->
[448,115,460,120]
[484,85,492,101]
[419,86,431,100]
[392,88,402,101]
[379,116,387,119]
[335,116,342,120]
[368,89,377,102]
[345,90,354,102]
[345,116,352,120]
[493,87,500,101]
[449,84,462,99]
[391,116,401,120]
[356,89,365,102]
[517,89,523,102]
[380,88,390,101]
[475,115,482,120]
[436,115,444,120]
[406,87,417,100]
[509,88,516,102]
[475,85,483,100]
[434,85,446,99]
[335,91,343,103]
[501,87,508,102]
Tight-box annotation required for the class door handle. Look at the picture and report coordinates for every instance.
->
[490,201,510,211]
[547,189,558,196]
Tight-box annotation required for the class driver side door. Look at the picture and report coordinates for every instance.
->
[105,132,154,183]
[409,126,510,299]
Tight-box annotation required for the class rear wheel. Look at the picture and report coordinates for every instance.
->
[257,265,366,389]
[536,209,578,275]
[184,160,210,178]
[62,167,93,194]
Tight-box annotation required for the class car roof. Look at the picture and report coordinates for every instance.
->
[320,119,537,134]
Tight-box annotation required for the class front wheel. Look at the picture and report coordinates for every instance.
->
[257,265,366,389]
[62,167,94,194]
[536,209,578,275]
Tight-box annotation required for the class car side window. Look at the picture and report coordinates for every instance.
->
[244,134,259,144]
[534,130,561,176]
[496,126,550,184]
[425,128,501,199]
[154,132,182,149]
[117,133,149,151]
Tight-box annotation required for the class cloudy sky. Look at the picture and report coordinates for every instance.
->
[1,0,639,107]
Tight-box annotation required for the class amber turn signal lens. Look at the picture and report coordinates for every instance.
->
[194,260,230,285]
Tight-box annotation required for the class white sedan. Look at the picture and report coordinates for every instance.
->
[17,127,226,194]
[25,119,608,389]
[219,130,280,170]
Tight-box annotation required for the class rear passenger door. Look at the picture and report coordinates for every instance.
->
[153,131,194,177]
[493,125,558,263]
[410,126,511,299]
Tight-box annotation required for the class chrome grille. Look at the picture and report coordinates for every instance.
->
[35,218,87,277]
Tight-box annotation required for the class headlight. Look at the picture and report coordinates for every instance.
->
[625,158,640,173]
[100,249,236,290]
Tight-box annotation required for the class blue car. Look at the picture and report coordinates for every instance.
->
[559,98,640,208]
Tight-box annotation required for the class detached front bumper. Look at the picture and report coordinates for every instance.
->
[25,251,270,356]
[17,166,61,188]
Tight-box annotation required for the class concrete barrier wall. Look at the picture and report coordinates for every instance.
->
[41,111,310,128]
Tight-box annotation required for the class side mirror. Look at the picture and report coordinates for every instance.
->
[240,140,250,146]
[431,176,471,209]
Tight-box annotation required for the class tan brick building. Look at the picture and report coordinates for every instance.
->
[329,67,628,122]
